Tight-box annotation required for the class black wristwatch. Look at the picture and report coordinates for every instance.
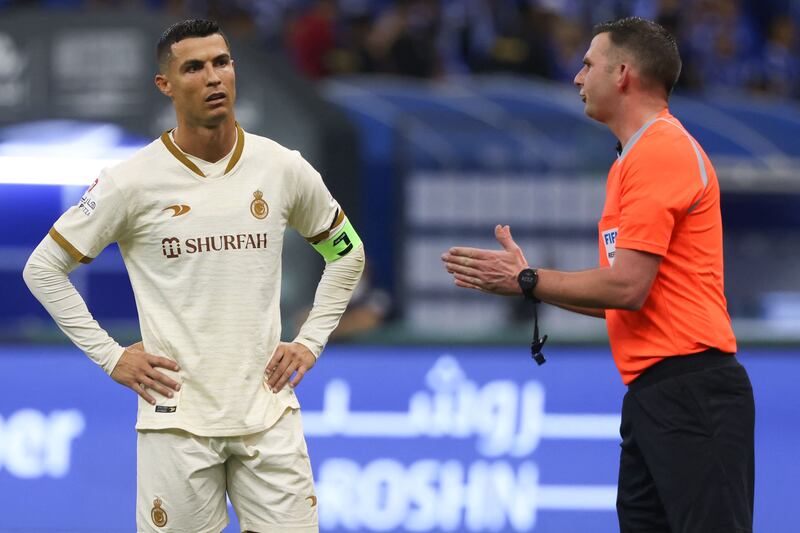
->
[517,268,539,302]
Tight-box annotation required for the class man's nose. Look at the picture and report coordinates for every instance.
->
[205,64,221,85]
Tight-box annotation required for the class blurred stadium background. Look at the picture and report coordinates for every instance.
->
[0,0,798,531]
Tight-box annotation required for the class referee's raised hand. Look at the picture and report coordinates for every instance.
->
[442,224,529,296]
[111,341,182,405]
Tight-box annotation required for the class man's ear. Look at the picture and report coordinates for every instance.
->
[617,62,631,91]
[155,73,172,97]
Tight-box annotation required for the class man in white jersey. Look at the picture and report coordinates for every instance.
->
[23,19,365,533]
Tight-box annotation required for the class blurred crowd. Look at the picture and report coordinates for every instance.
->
[2,0,799,98]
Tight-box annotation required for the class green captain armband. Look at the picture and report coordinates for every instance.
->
[312,218,362,263]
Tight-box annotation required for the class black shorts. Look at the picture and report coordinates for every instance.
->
[617,350,755,533]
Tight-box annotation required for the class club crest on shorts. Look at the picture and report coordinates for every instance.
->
[250,190,269,220]
[151,497,168,527]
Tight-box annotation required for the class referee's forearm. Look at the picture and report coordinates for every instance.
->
[535,267,641,311]
[534,248,660,311]
[547,301,606,319]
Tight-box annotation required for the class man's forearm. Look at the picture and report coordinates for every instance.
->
[442,228,661,316]
[533,248,662,312]
[536,267,642,311]
[294,244,365,356]
[23,235,124,374]
[548,301,606,319]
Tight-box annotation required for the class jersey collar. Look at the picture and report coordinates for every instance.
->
[160,123,245,177]
[617,109,670,162]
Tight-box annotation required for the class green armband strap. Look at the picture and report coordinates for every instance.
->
[311,218,362,263]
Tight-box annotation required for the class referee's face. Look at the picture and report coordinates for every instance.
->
[574,33,618,123]
[156,33,237,128]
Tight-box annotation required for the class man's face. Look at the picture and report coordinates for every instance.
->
[156,34,236,127]
[573,33,619,123]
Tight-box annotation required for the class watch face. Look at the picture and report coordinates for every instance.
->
[518,268,539,301]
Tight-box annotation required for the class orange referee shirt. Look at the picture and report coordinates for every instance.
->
[599,108,737,385]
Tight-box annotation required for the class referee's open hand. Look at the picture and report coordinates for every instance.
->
[442,224,529,295]
[265,342,316,393]
[111,341,182,405]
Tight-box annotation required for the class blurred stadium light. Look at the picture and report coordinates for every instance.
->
[0,121,147,185]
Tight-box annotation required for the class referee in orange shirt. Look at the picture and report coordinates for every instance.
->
[442,17,754,533]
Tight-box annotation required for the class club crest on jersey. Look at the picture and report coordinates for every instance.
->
[78,178,99,217]
[151,497,168,527]
[250,190,269,220]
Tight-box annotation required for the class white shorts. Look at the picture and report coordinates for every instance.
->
[136,408,318,533]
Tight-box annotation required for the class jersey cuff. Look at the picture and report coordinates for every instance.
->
[292,337,321,359]
[48,227,93,264]
[101,344,126,376]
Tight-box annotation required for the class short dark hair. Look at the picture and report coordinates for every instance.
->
[593,17,682,98]
[157,19,230,70]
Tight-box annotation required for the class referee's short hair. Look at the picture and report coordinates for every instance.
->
[157,19,230,72]
[594,17,682,98]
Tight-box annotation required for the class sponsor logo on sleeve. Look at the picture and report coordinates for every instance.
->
[78,178,99,217]
[602,227,618,266]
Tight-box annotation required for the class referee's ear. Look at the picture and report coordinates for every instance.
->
[617,62,633,91]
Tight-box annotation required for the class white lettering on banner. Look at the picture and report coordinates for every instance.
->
[317,458,617,531]
[305,355,620,530]
[0,409,85,479]
[303,355,620,456]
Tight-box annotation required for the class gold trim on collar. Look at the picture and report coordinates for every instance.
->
[160,131,205,177]
[49,227,93,264]
[160,123,245,177]
[225,123,245,174]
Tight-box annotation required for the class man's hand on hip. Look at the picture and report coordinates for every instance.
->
[442,224,529,295]
[111,341,181,405]
[265,342,316,393]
